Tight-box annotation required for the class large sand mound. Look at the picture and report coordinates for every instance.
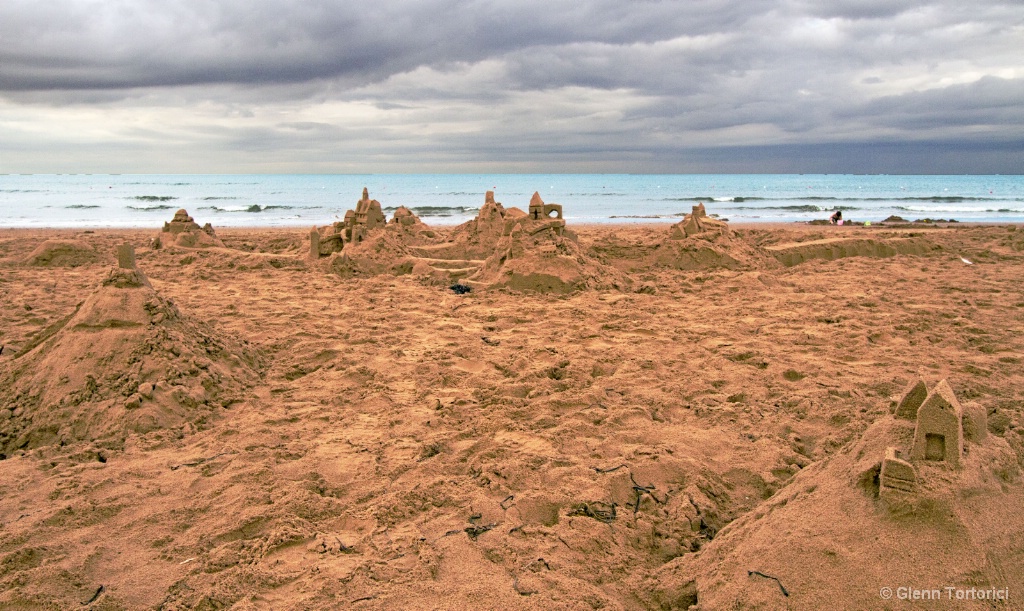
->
[0,250,261,454]
[649,380,1023,610]
[23,239,102,267]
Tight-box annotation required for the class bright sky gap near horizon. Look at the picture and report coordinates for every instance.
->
[0,1,1022,174]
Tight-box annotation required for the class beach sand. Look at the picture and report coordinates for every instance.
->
[1,218,1022,609]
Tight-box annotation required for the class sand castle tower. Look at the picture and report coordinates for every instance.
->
[343,188,386,244]
[154,209,224,248]
[528,191,564,222]
[909,380,965,467]
[0,243,260,453]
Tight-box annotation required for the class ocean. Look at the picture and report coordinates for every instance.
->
[1,174,1022,228]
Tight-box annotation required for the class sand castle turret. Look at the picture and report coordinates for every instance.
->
[909,379,964,467]
[528,192,563,222]
[872,377,986,500]
[345,188,386,243]
[164,209,201,234]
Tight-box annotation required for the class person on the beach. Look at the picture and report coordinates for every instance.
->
[830,210,843,224]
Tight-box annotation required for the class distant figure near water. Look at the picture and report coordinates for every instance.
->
[830,210,843,225]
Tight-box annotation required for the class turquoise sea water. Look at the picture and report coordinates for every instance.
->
[1,174,1022,228]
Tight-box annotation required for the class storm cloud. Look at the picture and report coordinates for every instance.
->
[1,0,1021,173]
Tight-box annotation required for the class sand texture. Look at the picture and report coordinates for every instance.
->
[1,217,1023,610]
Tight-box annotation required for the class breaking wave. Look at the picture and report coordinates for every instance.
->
[200,204,298,213]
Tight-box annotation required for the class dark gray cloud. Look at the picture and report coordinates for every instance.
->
[0,0,1021,172]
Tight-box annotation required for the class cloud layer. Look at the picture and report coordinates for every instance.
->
[1,0,1022,173]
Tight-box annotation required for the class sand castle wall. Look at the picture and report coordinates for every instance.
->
[767,236,936,267]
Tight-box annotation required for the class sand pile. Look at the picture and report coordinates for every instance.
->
[0,245,261,454]
[648,379,1023,609]
[652,204,772,271]
[23,239,101,267]
[464,192,628,293]
[153,209,225,249]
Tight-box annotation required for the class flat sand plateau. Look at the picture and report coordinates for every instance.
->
[1,223,1023,610]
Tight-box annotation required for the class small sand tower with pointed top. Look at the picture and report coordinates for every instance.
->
[910,379,964,467]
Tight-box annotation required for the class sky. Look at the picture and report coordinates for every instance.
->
[1,0,1022,174]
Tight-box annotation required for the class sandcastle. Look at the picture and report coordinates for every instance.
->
[669,203,730,239]
[651,203,770,271]
[0,242,260,453]
[309,189,622,292]
[153,209,224,248]
[389,205,419,227]
[309,189,438,276]
[464,191,627,293]
[307,188,397,259]
[876,378,987,497]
